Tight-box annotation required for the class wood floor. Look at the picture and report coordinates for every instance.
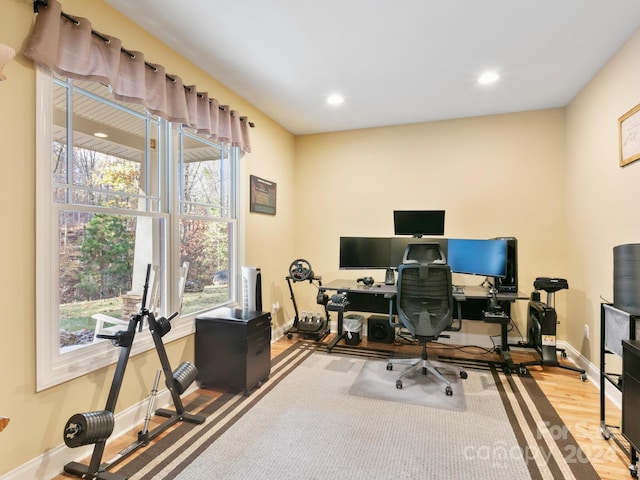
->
[52,334,632,480]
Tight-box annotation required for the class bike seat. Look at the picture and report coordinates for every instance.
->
[533,277,568,293]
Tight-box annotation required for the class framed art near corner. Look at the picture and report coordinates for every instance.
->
[249,175,277,215]
[619,103,640,167]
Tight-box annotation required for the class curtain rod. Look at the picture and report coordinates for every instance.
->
[33,0,255,127]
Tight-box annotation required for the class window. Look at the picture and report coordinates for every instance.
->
[36,68,239,390]
[178,129,237,315]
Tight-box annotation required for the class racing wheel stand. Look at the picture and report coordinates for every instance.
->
[285,259,330,341]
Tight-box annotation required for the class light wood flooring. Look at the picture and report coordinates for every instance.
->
[53,334,632,480]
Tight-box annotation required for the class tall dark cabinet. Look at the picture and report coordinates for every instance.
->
[195,307,271,395]
[623,340,640,456]
[601,303,639,477]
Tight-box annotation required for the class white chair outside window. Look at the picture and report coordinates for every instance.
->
[92,262,189,342]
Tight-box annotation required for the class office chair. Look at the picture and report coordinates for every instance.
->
[386,258,467,396]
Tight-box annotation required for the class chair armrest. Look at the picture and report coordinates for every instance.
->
[387,312,402,329]
[92,313,129,342]
[386,295,401,328]
[92,313,128,326]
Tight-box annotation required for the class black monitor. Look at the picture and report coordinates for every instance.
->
[447,238,508,278]
[339,237,392,269]
[393,210,445,237]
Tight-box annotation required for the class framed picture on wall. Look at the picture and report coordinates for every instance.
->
[619,103,640,167]
[249,175,277,215]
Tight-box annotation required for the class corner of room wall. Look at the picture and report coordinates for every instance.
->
[292,110,568,344]
[242,121,297,329]
[564,28,640,364]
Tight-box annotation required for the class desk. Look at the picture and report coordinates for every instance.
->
[453,285,528,372]
[322,279,396,296]
[320,279,527,369]
[322,280,524,315]
[320,280,396,351]
[453,285,527,323]
[453,284,526,302]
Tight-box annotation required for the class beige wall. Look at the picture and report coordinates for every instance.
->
[241,126,297,328]
[0,1,295,475]
[291,28,640,366]
[2,0,640,475]
[293,110,567,339]
[564,29,640,363]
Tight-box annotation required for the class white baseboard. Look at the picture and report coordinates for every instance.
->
[557,341,621,410]
[271,319,295,341]
[0,384,196,480]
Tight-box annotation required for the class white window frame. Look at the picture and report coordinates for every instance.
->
[35,66,240,391]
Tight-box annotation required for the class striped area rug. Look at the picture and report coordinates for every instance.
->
[113,341,598,480]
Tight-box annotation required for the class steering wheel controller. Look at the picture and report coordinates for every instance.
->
[289,259,314,282]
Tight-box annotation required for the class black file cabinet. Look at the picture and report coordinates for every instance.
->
[623,339,640,452]
[195,307,271,395]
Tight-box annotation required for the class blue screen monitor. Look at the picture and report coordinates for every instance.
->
[447,238,508,278]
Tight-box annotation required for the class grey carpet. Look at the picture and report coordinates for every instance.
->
[348,356,473,410]
[173,354,526,479]
[115,342,599,480]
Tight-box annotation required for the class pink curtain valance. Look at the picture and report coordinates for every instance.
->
[24,0,252,152]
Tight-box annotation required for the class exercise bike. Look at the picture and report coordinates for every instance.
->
[518,277,587,381]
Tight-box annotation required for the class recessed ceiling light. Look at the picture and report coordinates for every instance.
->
[93,132,108,138]
[326,94,344,106]
[478,71,500,85]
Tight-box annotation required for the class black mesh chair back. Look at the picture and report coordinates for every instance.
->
[396,262,453,340]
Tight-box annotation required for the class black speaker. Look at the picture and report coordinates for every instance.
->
[367,315,395,343]
[493,237,518,293]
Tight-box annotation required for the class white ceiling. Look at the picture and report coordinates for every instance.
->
[104,0,640,135]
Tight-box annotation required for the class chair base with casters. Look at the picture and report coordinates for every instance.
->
[386,337,468,396]
[387,248,468,396]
